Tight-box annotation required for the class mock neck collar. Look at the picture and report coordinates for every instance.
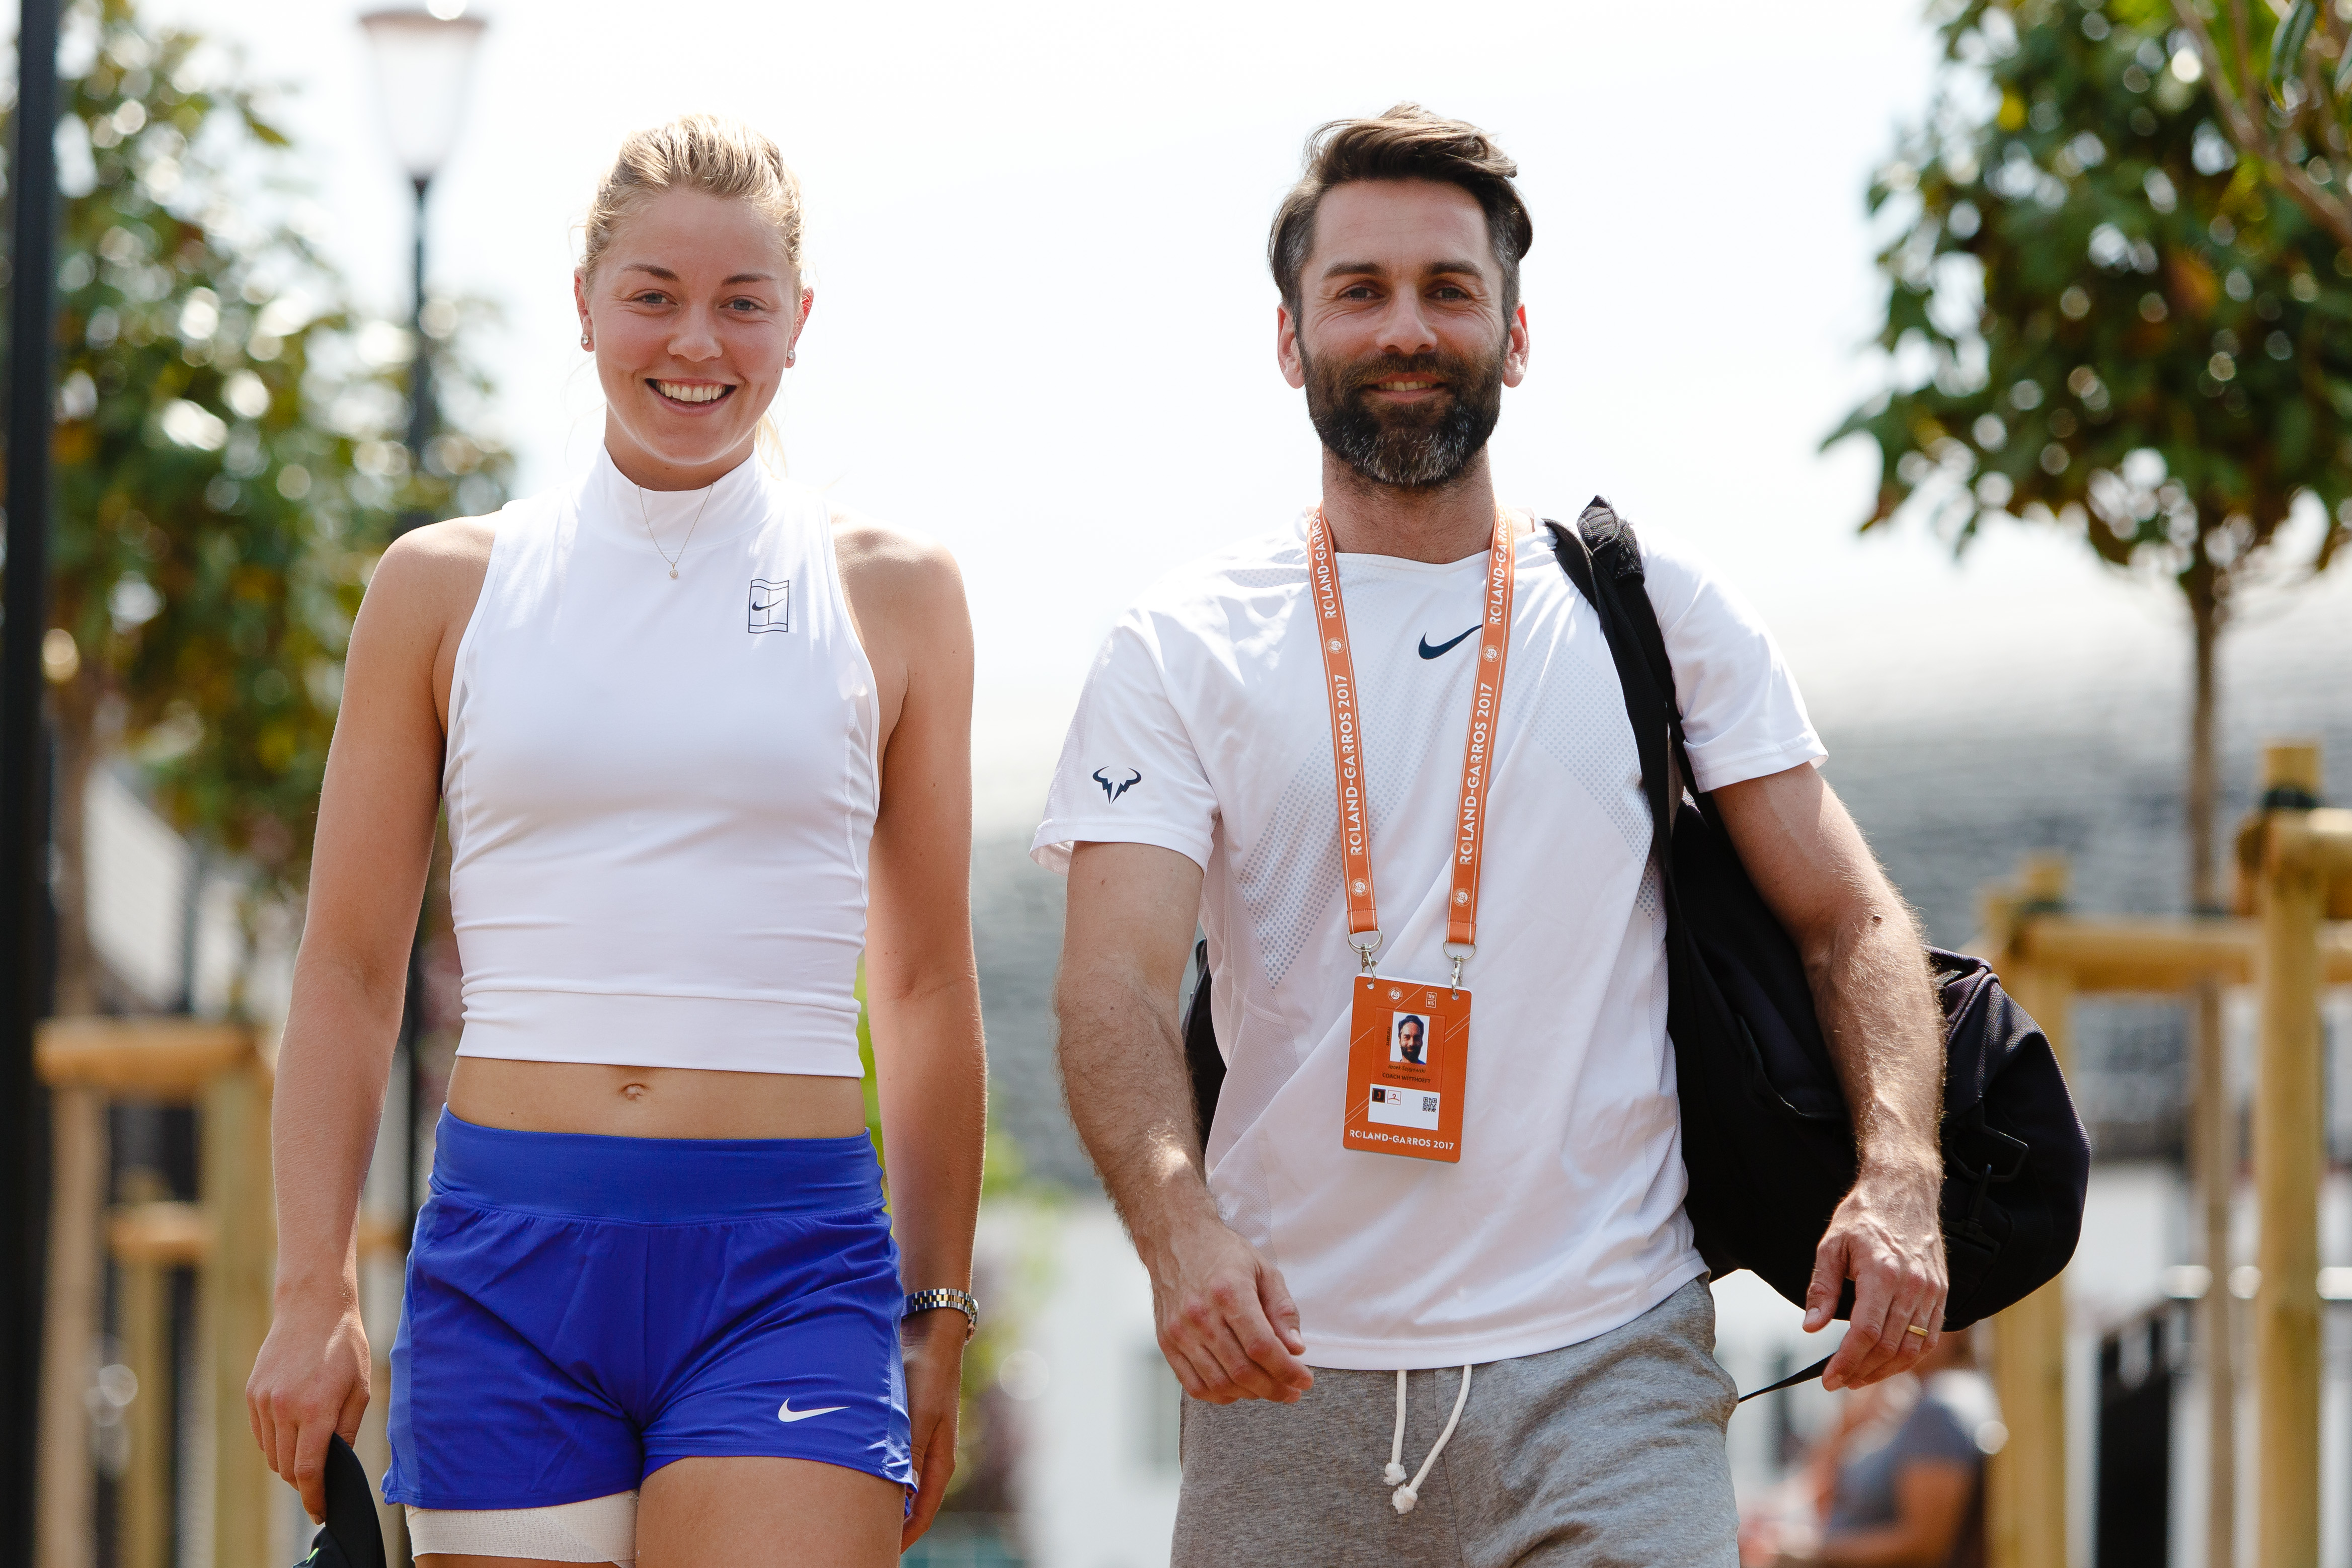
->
[578,445,773,554]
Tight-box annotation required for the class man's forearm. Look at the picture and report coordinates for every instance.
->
[1055,964,1221,1260]
[1806,891,1944,1174]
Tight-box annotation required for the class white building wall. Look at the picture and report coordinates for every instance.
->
[1001,1199,1181,1568]
[85,766,195,1006]
[83,765,262,1020]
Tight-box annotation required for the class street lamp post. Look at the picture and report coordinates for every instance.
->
[3,0,64,1551]
[403,172,434,525]
[360,3,486,528]
[359,3,485,1231]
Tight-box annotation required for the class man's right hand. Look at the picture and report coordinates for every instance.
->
[1055,842,1313,1404]
[1148,1214,1314,1404]
[247,1288,372,1522]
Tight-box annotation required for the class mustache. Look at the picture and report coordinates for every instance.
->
[1331,352,1465,395]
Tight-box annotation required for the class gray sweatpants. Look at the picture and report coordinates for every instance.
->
[1170,1277,1738,1567]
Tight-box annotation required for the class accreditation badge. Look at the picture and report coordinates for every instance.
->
[1308,502,1511,1170]
[1342,975,1470,1163]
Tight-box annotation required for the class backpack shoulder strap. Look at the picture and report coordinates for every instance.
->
[1545,499,1697,859]
[1183,937,1223,1147]
[1572,498,1698,796]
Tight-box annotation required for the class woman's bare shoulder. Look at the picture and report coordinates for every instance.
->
[832,508,961,589]
[831,507,966,619]
[356,512,502,647]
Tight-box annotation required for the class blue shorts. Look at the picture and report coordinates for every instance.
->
[383,1110,911,1510]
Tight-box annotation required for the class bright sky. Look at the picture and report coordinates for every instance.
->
[142,0,2332,829]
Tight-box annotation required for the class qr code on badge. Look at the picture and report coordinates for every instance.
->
[1368,1083,1441,1131]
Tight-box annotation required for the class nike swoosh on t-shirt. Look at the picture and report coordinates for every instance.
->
[777,1400,848,1423]
[1418,625,1480,660]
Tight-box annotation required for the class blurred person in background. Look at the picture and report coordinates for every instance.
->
[1742,1331,1988,1568]
[245,114,985,1567]
[1042,104,1949,1566]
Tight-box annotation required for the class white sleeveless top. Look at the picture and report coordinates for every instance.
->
[442,449,879,1077]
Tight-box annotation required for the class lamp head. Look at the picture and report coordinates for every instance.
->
[359,6,487,184]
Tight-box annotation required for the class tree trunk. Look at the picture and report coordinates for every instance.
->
[2185,562,2223,915]
[48,667,102,1017]
[2184,556,2237,1564]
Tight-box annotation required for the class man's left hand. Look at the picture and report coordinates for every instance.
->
[1806,1156,1947,1391]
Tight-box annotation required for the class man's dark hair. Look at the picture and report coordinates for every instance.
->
[1268,104,1534,318]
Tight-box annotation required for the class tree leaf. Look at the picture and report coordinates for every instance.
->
[2270,0,2320,99]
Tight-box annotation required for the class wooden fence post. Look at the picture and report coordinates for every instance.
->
[203,1058,277,1568]
[2249,742,2345,1568]
[34,1083,105,1568]
[31,1021,280,1568]
[108,1201,209,1568]
[1985,854,2073,1568]
[2189,972,2235,1568]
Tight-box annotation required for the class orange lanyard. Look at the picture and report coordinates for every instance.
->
[1306,506,1517,984]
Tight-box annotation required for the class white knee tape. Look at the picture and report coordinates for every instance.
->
[407,1490,638,1565]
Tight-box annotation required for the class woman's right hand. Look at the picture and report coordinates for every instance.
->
[247,1287,373,1522]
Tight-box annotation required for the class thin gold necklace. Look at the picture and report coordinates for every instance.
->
[638,479,716,580]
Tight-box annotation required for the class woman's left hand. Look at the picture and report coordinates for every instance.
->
[900,1314,967,1549]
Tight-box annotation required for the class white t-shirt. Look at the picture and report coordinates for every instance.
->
[1032,511,1825,1370]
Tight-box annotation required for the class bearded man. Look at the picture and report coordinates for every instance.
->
[1034,106,1948,1566]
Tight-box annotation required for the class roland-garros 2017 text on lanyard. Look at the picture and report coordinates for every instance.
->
[1306,504,1515,1166]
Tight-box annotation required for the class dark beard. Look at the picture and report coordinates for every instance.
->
[1301,338,1506,491]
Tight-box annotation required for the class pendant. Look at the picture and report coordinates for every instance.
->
[668,567,678,580]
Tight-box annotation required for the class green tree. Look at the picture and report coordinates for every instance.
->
[1833,0,2352,913]
[1,0,511,1013]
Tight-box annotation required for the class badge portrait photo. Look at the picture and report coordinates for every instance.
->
[1389,1011,1430,1068]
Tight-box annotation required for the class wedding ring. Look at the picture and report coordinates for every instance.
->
[1905,1324,1931,1339]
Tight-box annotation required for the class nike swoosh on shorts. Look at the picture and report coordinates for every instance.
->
[1418,625,1480,660]
[777,1400,848,1423]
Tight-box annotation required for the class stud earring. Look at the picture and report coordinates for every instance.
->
[580,333,592,349]
[786,348,797,367]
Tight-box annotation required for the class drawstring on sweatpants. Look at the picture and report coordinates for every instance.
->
[1383,1364,1472,1515]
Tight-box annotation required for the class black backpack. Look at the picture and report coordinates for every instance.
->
[289,1435,386,1568]
[1182,499,2088,1364]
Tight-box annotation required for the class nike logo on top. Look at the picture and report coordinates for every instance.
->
[777,1399,847,1423]
[1418,625,1480,660]
[747,578,791,634]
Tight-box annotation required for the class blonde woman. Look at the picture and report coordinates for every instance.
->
[245,115,984,1566]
